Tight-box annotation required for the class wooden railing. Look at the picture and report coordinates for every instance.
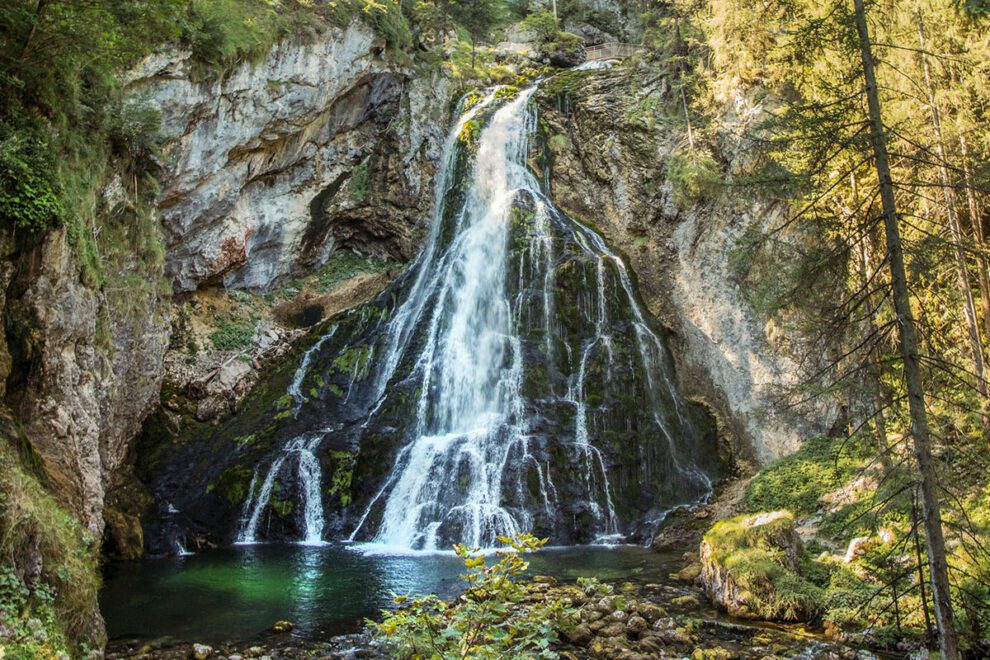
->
[585,42,644,61]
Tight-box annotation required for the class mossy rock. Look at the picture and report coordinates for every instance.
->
[700,511,822,622]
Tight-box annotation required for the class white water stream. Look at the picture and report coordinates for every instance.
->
[236,76,713,551]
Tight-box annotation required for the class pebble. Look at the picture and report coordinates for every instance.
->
[625,615,648,637]
[563,623,593,646]
[272,620,294,633]
[190,643,212,660]
[598,621,627,638]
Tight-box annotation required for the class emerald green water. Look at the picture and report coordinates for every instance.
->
[100,544,677,645]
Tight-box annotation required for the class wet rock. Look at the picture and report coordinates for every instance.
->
[637,634,663,653]
[190,643,212,660]
[637,602,666,623]
[691,647,732,660]
[674,563,702,582]
[581,608,603,623]
[598,621,627,638]
[595,597,615,614]
[670,595,700,609]
[103,508,145,561]
[625,615,648,637]
[532,575,558,585]
[272,620,294,633]
[563,623,593,646]
[610,609,628,622]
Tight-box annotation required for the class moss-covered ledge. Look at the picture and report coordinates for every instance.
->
[699,511,823,622]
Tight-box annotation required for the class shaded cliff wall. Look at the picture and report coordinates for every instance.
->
[536,65,838,466]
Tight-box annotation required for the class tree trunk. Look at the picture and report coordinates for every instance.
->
[956,119,990,353]
[916,15,987,398]
[852,1,961,657]
[19,0,50,60]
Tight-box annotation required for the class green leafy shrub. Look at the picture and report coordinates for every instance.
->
[0,440,100,655]
[208,317,257,350]
[746,436,870,518]
[371,534,577,658]
[520,10,584,63]
[666,146,722,205]
[348,159,372,203]
[0,125,64,231]
[184,0,324,71]
[314,250,395,292]
[359,0,414,57]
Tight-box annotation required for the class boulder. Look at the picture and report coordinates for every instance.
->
[626,615,648,637]
[699,511,822,621]
[190,643,212,660]
[844,536,872,562]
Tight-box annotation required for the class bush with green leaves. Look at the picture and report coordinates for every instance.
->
[746,436,871,519]
[371,534,577,658]
[519,10,583,63]
[0,124,64,232]
[0,441,100,655]
[208,317,257,351]
[666,146,722,205]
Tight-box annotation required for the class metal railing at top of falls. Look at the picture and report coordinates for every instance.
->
[585,42,644,61]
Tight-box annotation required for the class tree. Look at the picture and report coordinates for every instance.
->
[852,0,961,655]
[448,0,501,68]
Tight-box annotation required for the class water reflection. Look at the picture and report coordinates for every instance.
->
[101,544,673,645]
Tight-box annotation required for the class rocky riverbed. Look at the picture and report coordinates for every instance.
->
[105,572,867,660]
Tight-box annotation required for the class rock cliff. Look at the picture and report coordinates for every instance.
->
[125,21,451,292]
[1,21,452,549]
[536,65,838,466]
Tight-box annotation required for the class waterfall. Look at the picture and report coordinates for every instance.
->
[288,325,337,415]
[236,434,326,545]
[234,73,719,551]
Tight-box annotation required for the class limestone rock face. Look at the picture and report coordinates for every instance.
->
[4,219,170,536]
[536,65,838,465]
[126,21,451,293]
[1,23,453,554]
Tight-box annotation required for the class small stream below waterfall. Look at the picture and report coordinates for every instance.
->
[101,544,680,646]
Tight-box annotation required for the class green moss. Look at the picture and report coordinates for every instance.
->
[704,512,823,621]
[211,464,255,505]
[332,344,373,377]
[494,85,521,101]
[347,158,372,204]
[458,119,481,147]
[547,133,571,152]
[0,438,100,654]
[746,436,870,519]
[314,250,398,293]
[326,451,355,506]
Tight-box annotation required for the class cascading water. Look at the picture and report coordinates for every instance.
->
[218,72,722,552]
[236,433,326,545]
